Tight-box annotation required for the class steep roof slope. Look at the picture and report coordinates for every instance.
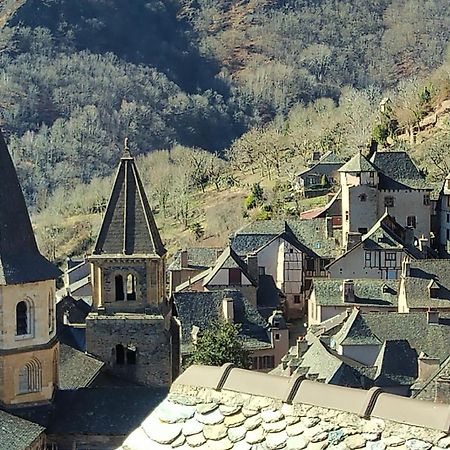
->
[0,131,60,284]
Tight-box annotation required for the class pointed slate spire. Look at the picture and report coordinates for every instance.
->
[93,142,166,256]
[0,131,60,284]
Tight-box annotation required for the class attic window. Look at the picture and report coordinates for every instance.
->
[359,194,367,202]
[229,268,242,285]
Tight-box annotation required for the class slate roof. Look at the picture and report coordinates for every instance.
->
[371,151,430,190]
[374,340,418,387]
[93,150,166,256]
[0,410,44,450]
[118,364,450,450]
[333,309,382,346]
[312,279,398,307]
[231,219,340,258]
[338,152,377,172]
[334,310,450,363]
[202,246,257,286]
[48,387,167,436]
[0,131,61,285]
[298,151,343,177]
[403,260,450,309]
[173,290,271,353]
[59,344,104,390]
[168,247,222,271]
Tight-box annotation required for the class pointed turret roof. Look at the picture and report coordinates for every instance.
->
[0,131,61,284]
[338,152,377,173]
[93,146,166,256]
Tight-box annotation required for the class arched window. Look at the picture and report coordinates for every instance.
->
[16,301,28,335]
[115,344,125,365]
[18,359,42,394]
[115,275,124,301]
[126,274,136,301]
[126,345,137,364]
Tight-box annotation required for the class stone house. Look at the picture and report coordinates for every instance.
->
[308,278,398,325]
[173,289,289,372]
[327,213,423,280]
[168,247,223,293]
[119,363,450,450]
[230,219,341,319]
[340,151,432,250]
[295,151,344,196]
[277,308,450,397]
[398,259,450,313]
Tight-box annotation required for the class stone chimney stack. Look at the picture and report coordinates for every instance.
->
[342,280,355,303]
[401,257,411,277]
[435,377,450,404]
[246,254,259,285]
[418,235,429,256]
[404,227,415,247]
[222,297,234,323]
[297,336,308,356]
[180,250,188,269]
[326,217,333,238]
[417,352,440,382]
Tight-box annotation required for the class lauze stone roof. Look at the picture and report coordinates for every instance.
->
[119,364,450,450]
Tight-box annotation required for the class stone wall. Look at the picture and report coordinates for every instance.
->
[85,313,172,387]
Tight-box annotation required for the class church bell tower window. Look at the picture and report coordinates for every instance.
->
[115,275,125,301]
[16,301,29,336]
[126,274,137,300]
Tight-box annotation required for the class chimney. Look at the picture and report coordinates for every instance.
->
[191,325,200,345]
[180,250,188,268]
[297,336,308,356]
[346,232,362,251]
[342,279,355,303]
[404,226,415,247]
[246,254,259,284]
[427,308,439,325]
[222,297,234,323]
[63,311,70,325]
[326,217,333,238]
[401,257,411,278]
[435,377,450,404]
[418,235,429,255]
[417,352,440,381]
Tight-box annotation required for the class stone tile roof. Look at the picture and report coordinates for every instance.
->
[0,409,44,450]
[48,387,167,436]
[334,310,450,363]
[338,152,377,172]
[403,260,450,308]
[371,151,430,190]
[298,151,344,177]
[0,131,61,285]
[93,151,166,257]
[333,309,382,346]
[312,279,398,307]
[59,344,104,390]
[168,247,222,271]
[374,340,418,387]
[118,364,450,450]
[173,290,271,353]
[231,219,341,258]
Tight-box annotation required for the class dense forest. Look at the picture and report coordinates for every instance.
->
[2,0,450,258]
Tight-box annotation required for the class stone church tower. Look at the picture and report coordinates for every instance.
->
[0,131,61,406]
[86,145,178,387]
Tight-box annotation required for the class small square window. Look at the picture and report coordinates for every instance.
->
[275,333,280,340]
[386,252,396,261]
[407,215,417,228]
[384,196,395,207]
[359,193,367,202]
[365,252,371,261]
[294,295,301,304]
[423,194,430,206]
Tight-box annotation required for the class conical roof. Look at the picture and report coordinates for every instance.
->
[0,131,61,284]
[93,149,166,256]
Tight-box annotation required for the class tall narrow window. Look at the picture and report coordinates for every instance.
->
[18,359,42,394]
[116,344,125,365]
[48,293,55,334]
[16,301,28,335]
[126,274,136,301]
[115,275,124,301]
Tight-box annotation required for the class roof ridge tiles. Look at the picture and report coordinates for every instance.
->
[173,364,450,432]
